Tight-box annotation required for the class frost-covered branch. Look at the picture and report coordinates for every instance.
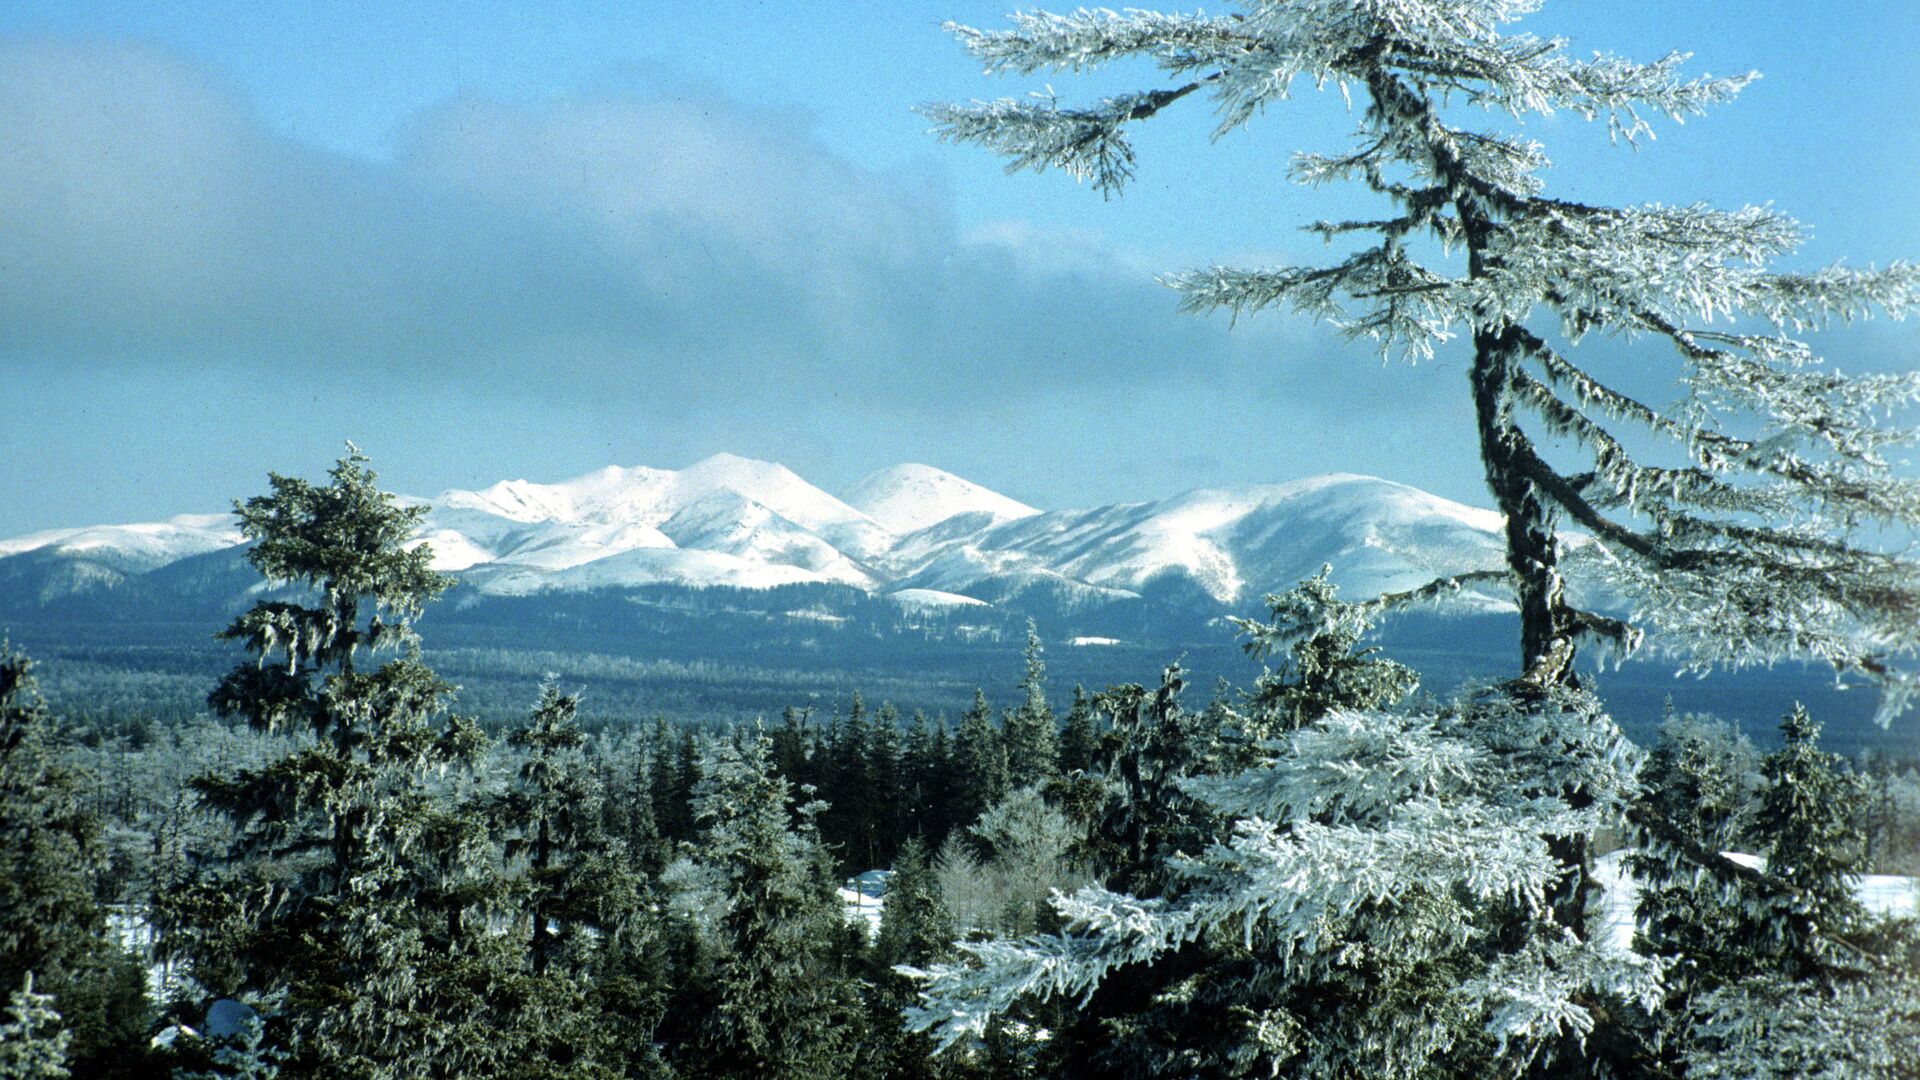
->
[921,83,1206,195]
[945,10,1254,75]
[1167,245,1463,359]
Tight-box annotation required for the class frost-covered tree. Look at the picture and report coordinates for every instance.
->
[161,447,500,1079]
[1649,708,1920,1079]
[907,580,1657,1076]
[1625,711,1760,1064]
[1236,565,1420,738]
[496,681,636,978]
[0,647,150,1075]
[915,6,1918,1072]
[1748,705,1870,974]
[0,974,71,1080]
[677,733,864,1078]
[869,838,971,1080]
[924,0,1920,718]
[1001,625,1058,789]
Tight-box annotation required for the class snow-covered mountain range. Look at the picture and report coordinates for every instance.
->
[0,453,1515,617]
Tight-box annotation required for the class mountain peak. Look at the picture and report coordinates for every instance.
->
[842,463,1039,535]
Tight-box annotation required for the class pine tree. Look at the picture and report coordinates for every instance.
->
[0,974,71,1080]
[924,2,1919,718]
[953,690,1009,829]
[1090,664,1236,899]
[650,722,699,846]
[1000,626,1057,790]
[1055,685,1101,777]
[680,733,863,1078]
[0,646,150,1075]
[162,447,498,1079]
[1236,566,1419,738]
[916,5,1919,1073]
[498,681,625,977]
[870,838,966,1080]
[903,709,945,842]
[876,838,956,977]
[909,581,1654,1078]
[1625,712,1761,1067]
[771,705,813,789]
[870,702,909,866]
[1663,707,1920,1078]
[1749,706,1869,972]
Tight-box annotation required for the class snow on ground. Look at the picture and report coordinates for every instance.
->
[1068,636,1126,646]
[841,870,890,937]
[886,587,989,610]
[1593,849,1919,951]
[842,463,1038,535]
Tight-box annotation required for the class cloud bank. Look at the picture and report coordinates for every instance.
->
[0,38,1303,411]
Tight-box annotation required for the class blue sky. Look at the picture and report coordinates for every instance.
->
[2,1,1916,535]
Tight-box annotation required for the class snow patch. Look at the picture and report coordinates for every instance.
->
[887,588,989,610]
[843,463,1039,534]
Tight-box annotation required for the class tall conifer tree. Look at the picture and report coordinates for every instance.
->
[0,648,148,1075]
[1001,625,1058,790]
[165,448,497,1079]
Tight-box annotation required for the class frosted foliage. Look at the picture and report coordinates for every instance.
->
[1685,973,1920,1079]
[1462,933,1663,1062]
[0,975,69,1080]
[906,695,1648,1075]
[927,0,1920,720]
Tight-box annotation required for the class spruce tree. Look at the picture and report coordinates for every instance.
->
[1055,685,1101,777]
[870,837,967,1080]
[681,733,864,1078]
[163,447,498,1079]
[1000,626,1058,790]
[0,646,149,1075]
[915,4,1920,1073]
[0,974,71,1080]
[1664,708,1920,1078]
[953,690,1009,829]
[498,682,616,976]
[1749,706,1869,972]
[902,709,945,842]
[1625,713,1761,1068]
[870,702,909,866]
[910,580,1654,1078]
[1237,566,1419,738]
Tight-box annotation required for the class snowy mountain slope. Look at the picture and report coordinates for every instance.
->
[842,464,1038,535]
[461,546,849,596]
[879,474,1511,607]
[0,457,1519,618]
[0,513,242,574]
[658,491,877,588]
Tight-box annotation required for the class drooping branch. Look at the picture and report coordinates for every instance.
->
[920,81,1209,196]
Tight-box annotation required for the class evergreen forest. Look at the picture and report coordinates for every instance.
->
[0,447,1915,1078]
[7,1,1920,1077]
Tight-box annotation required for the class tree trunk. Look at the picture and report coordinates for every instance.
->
[532,814,552,975]
[1469,325,1578,689]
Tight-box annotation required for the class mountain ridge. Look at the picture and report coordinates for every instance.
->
[0,455,1516,620]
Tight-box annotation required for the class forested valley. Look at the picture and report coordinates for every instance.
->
[2,450,1918,1078]
[9,0,1920,1076]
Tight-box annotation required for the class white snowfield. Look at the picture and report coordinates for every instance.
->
[843,462,1040,535]
[1593,849,1919,952]
[0,513,242,573]
[0,454,1524,611]
[840,870,891,937]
